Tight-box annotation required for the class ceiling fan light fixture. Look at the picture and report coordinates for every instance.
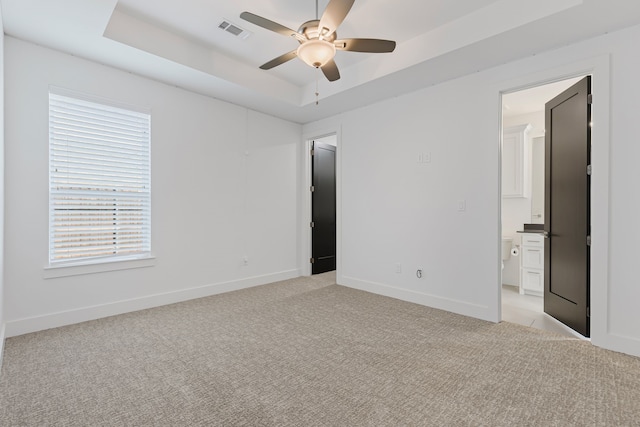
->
[296,39,336,68]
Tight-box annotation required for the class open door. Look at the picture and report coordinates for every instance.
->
[544,76,591,337]
[311,141,336,274]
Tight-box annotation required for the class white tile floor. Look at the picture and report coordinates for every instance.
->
[501,285,584,339]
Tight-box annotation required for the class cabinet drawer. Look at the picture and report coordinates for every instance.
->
[522,268,543,293]
[521,233,544,247]
[522,247,543,269]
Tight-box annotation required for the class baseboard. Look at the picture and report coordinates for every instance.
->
[340,275,493,322]
[592,332,640,359]
[0,323,6,371]
[5,270,299,338]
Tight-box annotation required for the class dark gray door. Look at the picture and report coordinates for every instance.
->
[544,76,591,337]
[311,141,336,274]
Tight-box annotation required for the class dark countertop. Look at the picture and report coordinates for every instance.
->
[518,223,545,234]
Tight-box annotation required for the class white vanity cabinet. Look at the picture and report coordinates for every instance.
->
[502,124,532,198]
[520,233,544,296]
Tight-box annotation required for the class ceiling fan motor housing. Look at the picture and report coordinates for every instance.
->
[298,20,337,44]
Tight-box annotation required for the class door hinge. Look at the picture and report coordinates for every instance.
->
[587,235,591,246]
[587,94,593,104]
[310,257,315,264]
[310,221,315,228]
[587,307,591,318]
[310,185,315,192]
[311,148,315,156]
[587,164,592,176]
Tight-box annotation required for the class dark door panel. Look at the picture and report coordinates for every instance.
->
[544,76,591,336]
[312,141,336,274]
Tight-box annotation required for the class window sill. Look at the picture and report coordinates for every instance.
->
[44,255,156,279]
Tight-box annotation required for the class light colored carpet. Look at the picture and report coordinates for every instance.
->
[0,272,639,426]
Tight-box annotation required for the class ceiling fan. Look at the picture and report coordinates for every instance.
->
[240,0,396,82]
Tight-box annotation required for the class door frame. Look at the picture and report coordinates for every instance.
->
[497,55,610,346]
[300,126,342,279]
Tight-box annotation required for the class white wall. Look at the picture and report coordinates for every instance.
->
[311,75,503,322]
[0,5,6,362]
[4,37,302,336]
[305,24,640,357]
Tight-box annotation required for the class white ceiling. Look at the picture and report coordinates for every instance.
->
[2,0,640,123]
[114,0,498,87]
[503,77,582,118]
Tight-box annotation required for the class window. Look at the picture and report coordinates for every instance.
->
[49,90,151,265]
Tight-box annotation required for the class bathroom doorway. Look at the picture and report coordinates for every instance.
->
[500,77,587,338]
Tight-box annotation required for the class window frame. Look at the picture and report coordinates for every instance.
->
[47,87,152,273]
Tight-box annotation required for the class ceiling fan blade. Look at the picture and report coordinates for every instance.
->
[240,12,305,41]
[259,50,298,70]
[335,38,396,53]
[318,0,355,38]
[321,59,341,82]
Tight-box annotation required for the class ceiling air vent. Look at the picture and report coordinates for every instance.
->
[218,20,252,40]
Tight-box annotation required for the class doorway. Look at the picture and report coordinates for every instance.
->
[310,134,337,275]
[500,76,589,338]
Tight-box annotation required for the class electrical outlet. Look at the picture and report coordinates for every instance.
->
[395,263,402,273]
[242,256,249,266]
[416,267,424,279]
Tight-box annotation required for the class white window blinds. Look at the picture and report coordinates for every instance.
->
[49,91,151,264]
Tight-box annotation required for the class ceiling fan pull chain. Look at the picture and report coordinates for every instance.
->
[315,70,320,105]
[315,0,319,20]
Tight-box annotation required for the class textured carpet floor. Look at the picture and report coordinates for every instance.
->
[0,272,639,426]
